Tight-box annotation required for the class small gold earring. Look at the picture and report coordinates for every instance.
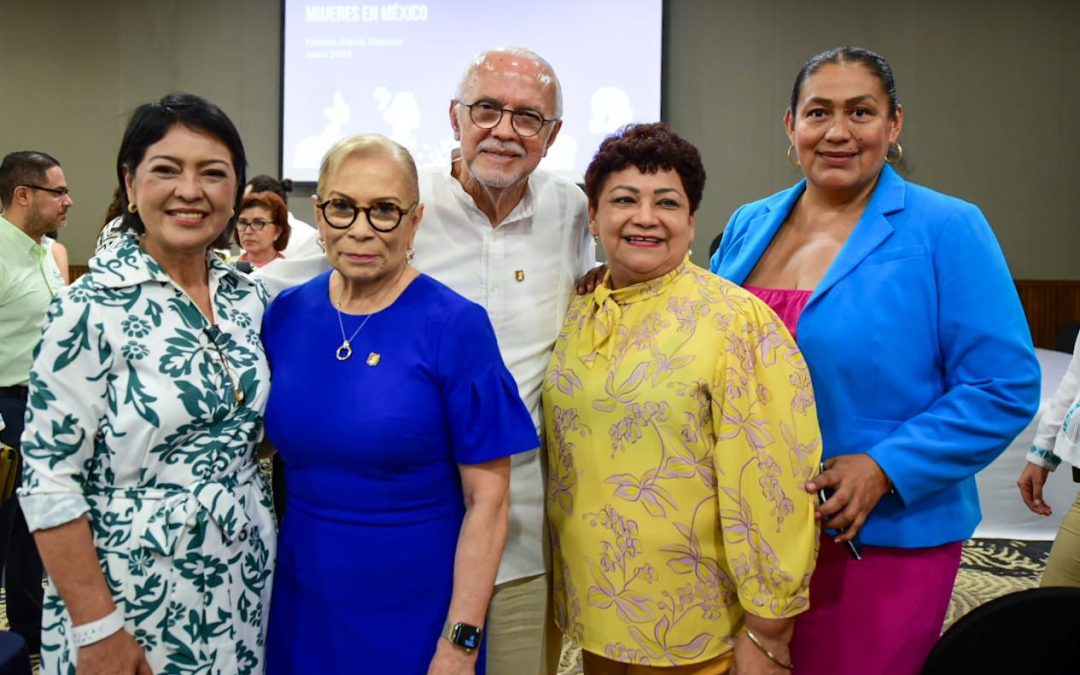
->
[786,145,800,167]
[127,202,138,214]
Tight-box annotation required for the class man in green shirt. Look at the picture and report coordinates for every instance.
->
[0,150,72,653]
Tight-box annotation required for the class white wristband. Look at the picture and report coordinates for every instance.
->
[72,607,125,648]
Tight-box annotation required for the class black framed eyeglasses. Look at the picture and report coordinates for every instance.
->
[20,184,70,198]
[457,100,556,137]
[236,218,274,231]
[316,198,418,232]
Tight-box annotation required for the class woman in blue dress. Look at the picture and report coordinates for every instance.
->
[263,134,537,674]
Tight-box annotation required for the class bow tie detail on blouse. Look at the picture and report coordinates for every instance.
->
[578,260,690,364]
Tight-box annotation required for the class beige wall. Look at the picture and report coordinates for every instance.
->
[666,0,1080,276]
[0,0,281,263]
[2,0,1077,278]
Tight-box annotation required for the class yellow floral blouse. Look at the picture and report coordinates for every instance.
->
[543,259,821,667]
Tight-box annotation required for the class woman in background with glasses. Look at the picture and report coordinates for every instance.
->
[235,190,291,268]
[262,134,536,675]
[18,93,276,674]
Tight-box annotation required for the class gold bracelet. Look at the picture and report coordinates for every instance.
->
[745,628,794,671]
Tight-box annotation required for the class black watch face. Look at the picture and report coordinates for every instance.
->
[453,623,482,650]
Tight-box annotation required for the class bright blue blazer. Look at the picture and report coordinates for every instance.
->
[711,165,1040,547]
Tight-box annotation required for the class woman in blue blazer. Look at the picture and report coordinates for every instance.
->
[711,47,1039,675]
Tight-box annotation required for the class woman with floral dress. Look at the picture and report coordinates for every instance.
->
[18,93,275,674]
[544,123,821,674]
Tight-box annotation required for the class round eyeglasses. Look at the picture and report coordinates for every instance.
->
[457,101,557,137]
[317,198,418,232]
[236,218,275,231]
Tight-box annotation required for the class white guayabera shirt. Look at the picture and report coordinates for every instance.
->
[414,159,595,584]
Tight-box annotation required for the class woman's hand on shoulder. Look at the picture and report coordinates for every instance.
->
[576,264,607,295]
[805,454,892,541]
[426,638,476,675]
[77,630,153,675]
[1017,461,1053,516]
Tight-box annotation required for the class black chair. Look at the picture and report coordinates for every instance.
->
[923,586,1080,675]
[1055,321,1080,353]
[0,631,31,675]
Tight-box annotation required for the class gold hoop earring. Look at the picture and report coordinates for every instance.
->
[886,143,904,164]
[127,202,138,214]
[786,145,800,167]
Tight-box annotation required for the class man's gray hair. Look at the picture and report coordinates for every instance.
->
[454,47,563,119]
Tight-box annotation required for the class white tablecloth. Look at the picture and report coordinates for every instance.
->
[974,348,1076,540]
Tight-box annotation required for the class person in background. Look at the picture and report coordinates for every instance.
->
[45,230,70,282]
[0,149,72,655]
[546,122,820,674]
[95,186,127,253]
[245,174,318,258]
[711,47,1040,675]
[1018,332,1080,587]
[235,190,291,268]
[18,93,275,674]
[262,134,537,674]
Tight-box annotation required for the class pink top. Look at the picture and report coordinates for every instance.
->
[745,284,812,342]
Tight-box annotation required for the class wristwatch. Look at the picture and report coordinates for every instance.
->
[442,620,483,652]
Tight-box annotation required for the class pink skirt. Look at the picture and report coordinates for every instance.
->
[789,533,963,675]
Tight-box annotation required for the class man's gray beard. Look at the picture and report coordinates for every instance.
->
[466,161,528,190]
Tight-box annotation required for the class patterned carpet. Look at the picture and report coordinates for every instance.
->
[555,538,1053,675]
[0,539,1051,674]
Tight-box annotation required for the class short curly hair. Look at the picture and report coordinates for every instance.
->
[235,191,291,252]
[584,122,705,213]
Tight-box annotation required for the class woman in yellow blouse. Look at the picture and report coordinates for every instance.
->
[544,123,821,675]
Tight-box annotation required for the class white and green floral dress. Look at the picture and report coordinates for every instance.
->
[18,235,275,674]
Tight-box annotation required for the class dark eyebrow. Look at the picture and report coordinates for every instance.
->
[147,155,231,168]
[806,94,879,107]
[609,185,684,197]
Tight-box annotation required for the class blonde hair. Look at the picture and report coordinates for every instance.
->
[316,134,419,200]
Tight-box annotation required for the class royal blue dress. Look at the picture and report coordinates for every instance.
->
[262,272,538,674]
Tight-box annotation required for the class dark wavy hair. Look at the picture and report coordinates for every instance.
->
[116,92,247,249]
[584,122,705,213]
[790,47,900,118]
[234,191,291,252]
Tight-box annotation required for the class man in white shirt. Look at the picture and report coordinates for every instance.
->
[254,47,594,675]
[415,48,593,675]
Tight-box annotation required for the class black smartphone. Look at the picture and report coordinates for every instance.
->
[817,462,862,561]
